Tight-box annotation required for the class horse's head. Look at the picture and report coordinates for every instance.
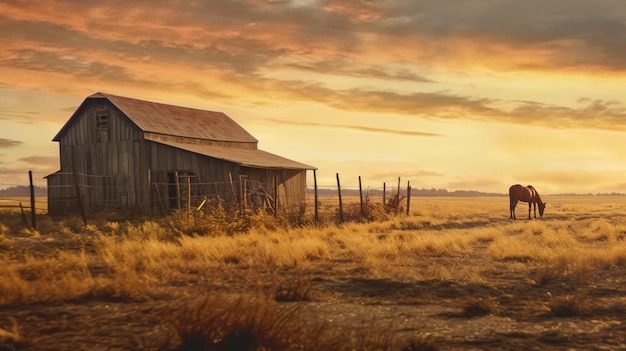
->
[539,202,547,217]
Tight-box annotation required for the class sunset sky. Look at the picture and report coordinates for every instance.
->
[1,0,626,194]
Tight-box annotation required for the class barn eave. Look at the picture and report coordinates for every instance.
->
[152,139,316,170]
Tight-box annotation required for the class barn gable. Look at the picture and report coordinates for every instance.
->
[53,92,259,146]
[47,92,315,216]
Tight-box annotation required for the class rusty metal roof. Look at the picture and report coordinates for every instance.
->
[53,92,315,170]
[152,139,316,170]
[55,92,258,143]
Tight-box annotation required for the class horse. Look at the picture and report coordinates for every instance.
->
[509,184,546,219]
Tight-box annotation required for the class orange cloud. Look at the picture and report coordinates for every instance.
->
[0,138,23,148]
[263,118,443,137]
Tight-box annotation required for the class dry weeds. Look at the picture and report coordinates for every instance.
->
[1,196,626,350]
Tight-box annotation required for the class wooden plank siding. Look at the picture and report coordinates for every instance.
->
[47,94,314,217]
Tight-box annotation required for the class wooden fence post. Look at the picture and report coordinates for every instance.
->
[397,177,401,197]
[406,180,412,215]
[359,176,364,218]
[147,168,152,213]
[313,169,319,224]
[229,172,238,206]
[73,171,87,226]
[383,182,386,207]
[336,173,343,223]
[241,175,247,219]
[174,171,181,212]
[19,202,28,228]
[187,176,192,220]
[29,170,36,230]
[273,173,278,216]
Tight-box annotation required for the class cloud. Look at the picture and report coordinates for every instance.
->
[371,1,626,71]
[0,138,23,148]
[18,156,58,167]
[3,0,626,73]
[280,60,435,83]
[264,118,443,137]
[258,80,626,132]
[4,49,133,81]
[371,170,444,180]
[2,0,626,133]
[0,109,39,122]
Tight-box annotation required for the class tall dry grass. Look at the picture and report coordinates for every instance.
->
[3,196,626,349]
[3,196,626,305]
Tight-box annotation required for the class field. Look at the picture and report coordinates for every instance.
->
[1,196,626,350]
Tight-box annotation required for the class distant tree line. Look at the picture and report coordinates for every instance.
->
[311,188,507,197]
[0,185,47,197]
[311,188,625,197]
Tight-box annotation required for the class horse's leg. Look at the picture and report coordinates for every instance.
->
[510,199,517,219]
[527,202,532,219]
[533,202,537,218]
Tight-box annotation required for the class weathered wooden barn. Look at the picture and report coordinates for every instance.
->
[47,92,315,216]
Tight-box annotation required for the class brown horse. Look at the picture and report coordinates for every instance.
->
[509,184,546,219]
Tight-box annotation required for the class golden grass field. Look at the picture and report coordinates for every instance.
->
[1,195,626,350]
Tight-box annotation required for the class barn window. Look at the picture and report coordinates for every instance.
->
[96,110,109,142]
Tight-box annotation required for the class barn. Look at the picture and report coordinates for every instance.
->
[46,92,315,216]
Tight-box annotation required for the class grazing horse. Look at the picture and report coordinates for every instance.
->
[509,184,546,219]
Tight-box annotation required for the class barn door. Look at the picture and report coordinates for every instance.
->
[167,171,197,210]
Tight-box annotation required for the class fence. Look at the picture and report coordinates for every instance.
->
[0,171,48,230]
[1,170,414,227]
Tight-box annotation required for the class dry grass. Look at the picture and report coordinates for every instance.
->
[4,197,626,300]
[2,196,626,349]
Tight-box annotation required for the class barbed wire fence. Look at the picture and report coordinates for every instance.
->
[1,170,414,228]
[0,170,46,230]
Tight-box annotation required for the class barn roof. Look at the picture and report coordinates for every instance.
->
[151,138,316,170]
[54,92,258,143]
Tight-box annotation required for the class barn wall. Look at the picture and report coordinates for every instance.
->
[241,167,307,215]
[146,141,241,210]
[48,97,311,217]
[50,99,146,213]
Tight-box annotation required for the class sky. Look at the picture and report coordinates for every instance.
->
[1,0,626,194]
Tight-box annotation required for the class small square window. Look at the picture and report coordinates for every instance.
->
[96,110,109,142]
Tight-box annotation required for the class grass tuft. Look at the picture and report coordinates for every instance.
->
[400,336,440,351]
[547,295,590,317]
[459,298,495,317]
[171,293,311,351]
[0,318,21,351]
[272,276,313,302]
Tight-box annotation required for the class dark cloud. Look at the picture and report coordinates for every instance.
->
[3,49,132,81]
[0,138,23,148]
[2,0,626,132]
[375,1,626,70]
[282,60,435,83]
[4,0,626,72]
[264,118,443,137]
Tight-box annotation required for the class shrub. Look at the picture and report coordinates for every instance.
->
[400,336,439,351]
[272,276,312,302]
[385,193,406,214]
[460,298,495,317]
[547,295,590,317]
[342,193,388,223]
[0,318,21,351]
[171,293,308,351]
